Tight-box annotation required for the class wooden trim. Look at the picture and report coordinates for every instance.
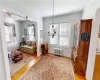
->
[98,33,100,38]
[93,54,100,80]
[63,56,71,60]
[75,19,92,76]
[81,19,93,22]
[48,53,71,59]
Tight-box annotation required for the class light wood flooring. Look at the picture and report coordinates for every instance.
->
[93,54,100,80]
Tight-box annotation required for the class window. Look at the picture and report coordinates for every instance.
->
[59,23,71,46]
[50,24,58,44]
[50,23,71,47]
[5,26,15,43]
[28,26,35,41]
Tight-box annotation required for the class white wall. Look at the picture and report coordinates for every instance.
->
[43,11,83,57]
[83,0,100,80]
[83,0,100,19]
[48,44,72,57]
[36,18,43,56]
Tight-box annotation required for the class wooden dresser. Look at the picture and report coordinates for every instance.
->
[74,19,92,76]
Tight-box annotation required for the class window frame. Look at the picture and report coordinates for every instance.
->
[28,25,35,41]
[49,22,72,47]
[4,23,16,43]
[5,26,12,43]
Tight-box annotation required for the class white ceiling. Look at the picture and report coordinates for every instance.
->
[0,0,92,20]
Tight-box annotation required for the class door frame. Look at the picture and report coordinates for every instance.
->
[86,8,100,80]
[0,5,30,80]
[0,5,11,80]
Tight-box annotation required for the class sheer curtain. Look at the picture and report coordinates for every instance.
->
[28,25,35,41]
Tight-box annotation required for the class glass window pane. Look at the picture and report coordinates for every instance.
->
[50,35,58,44]
[5,26,13,43]
[5,27,9,34]
[60,23,71,36]
[59,23,71,46]
[50,24,58,44]
[6,35,11,42]
[59,37,69,46]
[28,26,34,34]
[28,26,35,41]
[9,27,13,35]
[29,34,35,41]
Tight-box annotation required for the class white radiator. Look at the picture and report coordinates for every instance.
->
[54,48,63,56]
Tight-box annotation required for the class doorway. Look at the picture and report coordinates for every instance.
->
[0,7,38,80]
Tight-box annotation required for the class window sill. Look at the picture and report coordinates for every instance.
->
[48,43,72,48]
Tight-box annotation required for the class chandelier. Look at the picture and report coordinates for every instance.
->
[48,0,56,38]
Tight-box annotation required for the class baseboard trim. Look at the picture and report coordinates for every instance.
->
[63,56,71,60]
[48,53,71,60]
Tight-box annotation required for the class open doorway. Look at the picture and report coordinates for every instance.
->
[93,26,100,80]
[3,10,38,79]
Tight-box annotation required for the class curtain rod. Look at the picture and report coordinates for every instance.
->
[3,9,28,20]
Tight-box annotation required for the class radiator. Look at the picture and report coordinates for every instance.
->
[54,48,63,56]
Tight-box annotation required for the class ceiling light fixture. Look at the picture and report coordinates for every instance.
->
[48,0,56,38]
[52,0,54,26]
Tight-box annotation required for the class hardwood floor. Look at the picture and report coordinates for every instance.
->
[11,54,86,80]
[11,56,40,80]
[74,74,86,80]
[93,54,100,80]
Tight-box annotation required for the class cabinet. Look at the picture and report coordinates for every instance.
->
[74,19,92,76]
[41,43,48,55]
